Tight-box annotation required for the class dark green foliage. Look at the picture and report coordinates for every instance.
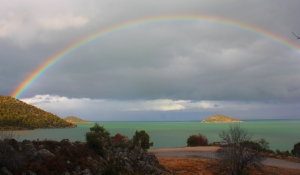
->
[187,134,208,146]
[85,123,110,155]
[276,149,292,156]
[102,159,124,175]
[89,123,110,138]
[0,95,76,130]
[132,130,153,149]
[291,141,300,157]
[240,138,269,152]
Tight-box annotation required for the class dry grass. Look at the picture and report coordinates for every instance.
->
[158,157,300,175]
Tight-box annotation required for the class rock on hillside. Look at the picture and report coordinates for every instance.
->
[201,114,242,123]
[0,95,76,130]
[65,116,91,123]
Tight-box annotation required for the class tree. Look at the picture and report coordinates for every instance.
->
[291,141,300,157]
[186,134,208,146]
[85,123,110,155]
[215,124,266,175]
[132,130,153,149]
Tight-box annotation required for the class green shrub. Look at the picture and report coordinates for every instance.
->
[89,123,110,138]
[187,134,208,146]
[241,140,269,152]
[275,149,291,157]
[132,130,153,149]
[85,123,110,155]
[291,141,300,157]
[102,159,124,175]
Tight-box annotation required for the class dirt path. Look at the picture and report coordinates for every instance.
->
[149,146,300,170]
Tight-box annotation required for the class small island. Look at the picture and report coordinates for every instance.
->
[201,114,242,123]
[64,116,92,123]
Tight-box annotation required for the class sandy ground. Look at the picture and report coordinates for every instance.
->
[149,146,219,153]
[149,146,300,171]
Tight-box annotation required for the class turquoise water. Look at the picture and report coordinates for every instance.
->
[15,120,300,151]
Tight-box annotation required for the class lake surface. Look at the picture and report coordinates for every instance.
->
[15,120,300,151]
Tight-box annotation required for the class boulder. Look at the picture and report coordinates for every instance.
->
[20,140,37,155]
[31,149,55,163]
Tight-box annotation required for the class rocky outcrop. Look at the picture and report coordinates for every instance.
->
[31,149,55,163]
[201,114,242,123]
[0,138,169,175]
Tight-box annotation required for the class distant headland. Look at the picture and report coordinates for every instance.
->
[201,114,242,123]
[0,95,76,130]
[64,116,92,123]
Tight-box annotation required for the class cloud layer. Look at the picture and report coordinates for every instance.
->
[1,0,300,120]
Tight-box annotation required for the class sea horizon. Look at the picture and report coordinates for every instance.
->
[87,118,300,122]
[14,119,300,152]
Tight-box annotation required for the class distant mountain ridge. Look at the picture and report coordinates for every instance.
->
[0,95,76,130]
[201,114,242,123]
[64,116,91,123]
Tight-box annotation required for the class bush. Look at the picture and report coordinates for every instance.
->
[132,130,153,149]
[112,133,127,141]
[291,141,300,157]
[216,124,266,175]
[240,139,269,152]
[85,123,110,155]
[102,159,124,175]
[276,149,291,157]
[186,134,208,146]
[111,133,130,149]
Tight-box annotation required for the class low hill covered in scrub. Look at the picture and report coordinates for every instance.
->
[64,116,91,123]
[0,95,76,130]
[201,114,242,123]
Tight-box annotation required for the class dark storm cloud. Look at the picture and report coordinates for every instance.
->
[1,0,300,120]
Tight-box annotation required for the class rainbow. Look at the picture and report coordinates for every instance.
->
[11,14,300,98]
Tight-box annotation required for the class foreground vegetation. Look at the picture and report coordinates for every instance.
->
[187,124,300,175]
[0,123,299,175]
[0,124,165,175]
[0,95,76,130]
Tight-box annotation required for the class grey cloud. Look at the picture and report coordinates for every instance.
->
[1,1,300,121]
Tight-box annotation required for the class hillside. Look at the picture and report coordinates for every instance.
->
[65,116,91,123]
[0,95,76,130]
[201,114,242,123]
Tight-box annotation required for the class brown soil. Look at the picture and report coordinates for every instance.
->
[158,157,300,175]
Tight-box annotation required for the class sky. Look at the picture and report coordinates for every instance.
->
[1,0,300,121]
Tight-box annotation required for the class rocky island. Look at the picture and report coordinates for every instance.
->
[201,114,242,123]
[64,116,92,123]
